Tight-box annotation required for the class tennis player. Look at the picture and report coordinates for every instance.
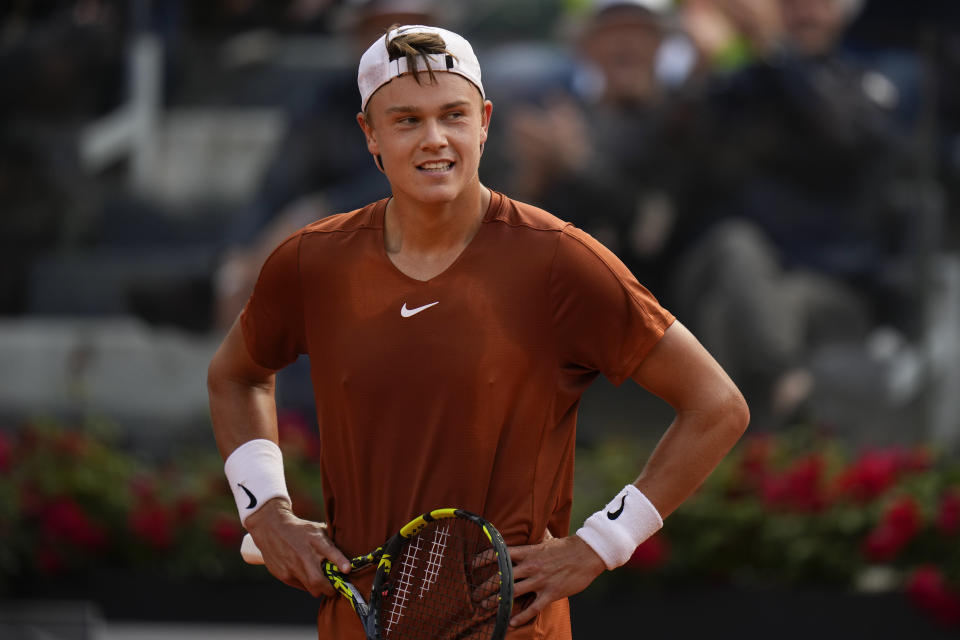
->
[208,24,749,638]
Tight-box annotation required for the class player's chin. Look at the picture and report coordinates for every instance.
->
[410,182,464,204]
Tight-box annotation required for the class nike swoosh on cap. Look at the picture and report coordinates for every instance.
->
[401,301,439,318]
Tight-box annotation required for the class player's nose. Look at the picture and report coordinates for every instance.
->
[420,118,448,150]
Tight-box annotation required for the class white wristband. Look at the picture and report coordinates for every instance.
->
[224,439,291,526]
[575,484,663,570]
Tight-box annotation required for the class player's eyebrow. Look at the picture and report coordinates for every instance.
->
[384,100,472,115]
[385,105,419,114]
[439,100,471,110]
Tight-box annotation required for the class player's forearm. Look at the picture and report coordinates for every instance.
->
[634,395,749,519]
[207,356,279,460]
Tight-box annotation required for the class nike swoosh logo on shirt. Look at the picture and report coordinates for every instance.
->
[401,301,440,318]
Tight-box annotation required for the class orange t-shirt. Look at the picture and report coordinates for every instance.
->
[241,191,674,638]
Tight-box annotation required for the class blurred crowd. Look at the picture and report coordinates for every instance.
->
[2,0,959,431]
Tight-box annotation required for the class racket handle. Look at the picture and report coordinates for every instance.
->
[241,533,265,565]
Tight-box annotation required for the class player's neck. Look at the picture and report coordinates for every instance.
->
[384,183,489,255]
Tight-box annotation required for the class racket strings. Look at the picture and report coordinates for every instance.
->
[379,518,504,640]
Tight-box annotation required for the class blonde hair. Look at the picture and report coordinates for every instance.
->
[384,24,455,88]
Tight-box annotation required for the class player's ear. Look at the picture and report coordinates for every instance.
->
[480,99,493,145]
[357,111,379,155]
[357,112,385,173]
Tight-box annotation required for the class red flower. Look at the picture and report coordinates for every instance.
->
[937,490,960,537]
[862,525,906,563]
[904,447,933,473]
[0,430,12,473]
[906,565,960,626]
[733,435,774,495]
[130,474,158,504]
[175,496,199,525]
[40,498,108,550]
[886,496,923,535]
[761,454,827,512]
[862,496,922,563]
[211,513,243,549]
[626,533,670,571]
[834,450,902,503]
[129,504,175,550]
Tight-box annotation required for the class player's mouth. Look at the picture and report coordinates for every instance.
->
[417,160,455,173]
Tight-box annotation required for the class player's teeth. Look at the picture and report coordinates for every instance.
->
[420,162,451,171]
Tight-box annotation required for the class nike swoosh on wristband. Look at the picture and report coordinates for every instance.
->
[400,301,439,317]
[238,484,258,509]
[607,495,627,520]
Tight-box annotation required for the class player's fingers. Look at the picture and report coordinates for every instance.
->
[471,572,502,603]
[278,575,308,593]
[506,543,535,562]
[296,557,337,598]
[506,530,552,566]
[309,530,351,574]
[510,571,539,597]
[280,571,335,599]
[263,551,332,599]
[310,578,337,598]
[509,592,548,627]
[471,548,498,568]
[508,550,544,583]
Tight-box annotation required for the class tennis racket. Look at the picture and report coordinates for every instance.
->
[240,508,514,640]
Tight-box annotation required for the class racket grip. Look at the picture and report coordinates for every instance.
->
[241,533,265,565]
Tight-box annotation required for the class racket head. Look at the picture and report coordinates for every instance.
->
[370,509,513,640]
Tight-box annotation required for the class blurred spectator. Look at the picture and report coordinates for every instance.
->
[212,0,442,330]
[483,0,700,294]
[678,0,784,76]
[943,31,960,251]
[670,0,916,426]
[842,1,960,209]
[182,0,338,36]
[0,0,126,123]
[0,0,126,313]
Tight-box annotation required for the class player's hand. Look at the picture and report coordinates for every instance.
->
[507,532,606,627]
[243,498,349,598]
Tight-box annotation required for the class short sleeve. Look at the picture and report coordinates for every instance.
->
[240,233,306,370]
[549,226,675,385]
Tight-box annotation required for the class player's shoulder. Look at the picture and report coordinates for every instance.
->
[486,192,616,262]
[299,198,385,237]
[486,191,571,234]
[260,199,384,269]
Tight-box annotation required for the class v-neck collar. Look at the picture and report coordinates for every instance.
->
[374,191,503,284]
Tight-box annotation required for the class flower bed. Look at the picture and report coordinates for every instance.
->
[0,413,324,587]
[573,429,960,626]
[2,417,960,627]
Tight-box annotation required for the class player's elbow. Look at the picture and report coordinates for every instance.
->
[207,323,276,396]
[711,384,750,444]
[729,389,751,437]
[206,345,231,397]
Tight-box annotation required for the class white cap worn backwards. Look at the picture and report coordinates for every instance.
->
[357,24,484,111]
